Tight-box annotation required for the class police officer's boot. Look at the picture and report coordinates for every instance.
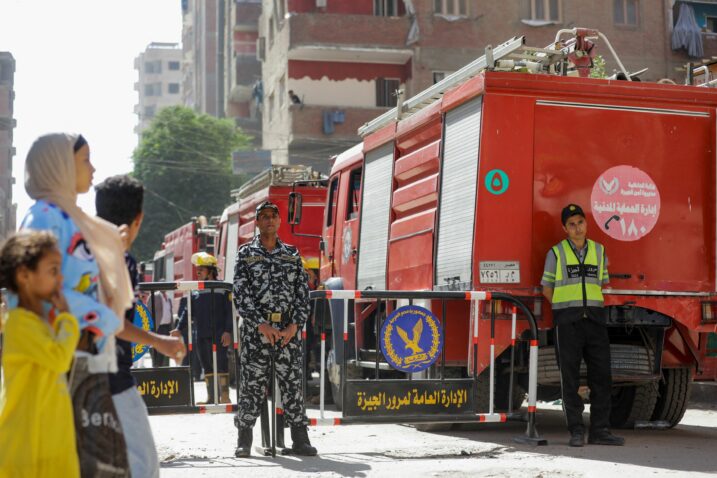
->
[290,426,317,456]
[197,373,215,405]
[218,373,231,404]
[235,427,253,458]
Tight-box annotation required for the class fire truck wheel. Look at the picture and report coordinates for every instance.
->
[326,350,362,412]
[650,367,692,427]
[609,381,659,429]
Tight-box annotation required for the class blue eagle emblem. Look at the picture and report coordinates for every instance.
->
[380,305,443,373]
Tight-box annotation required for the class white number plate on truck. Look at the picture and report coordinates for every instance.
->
[479,261,520,284]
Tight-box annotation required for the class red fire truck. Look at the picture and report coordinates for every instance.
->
[216,165,327,282]
[290,29,717,427]
[153,216,218,282]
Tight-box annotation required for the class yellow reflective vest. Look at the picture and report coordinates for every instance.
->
[549,239,606,311]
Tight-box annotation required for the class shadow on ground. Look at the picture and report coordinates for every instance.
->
[429,407,717,475]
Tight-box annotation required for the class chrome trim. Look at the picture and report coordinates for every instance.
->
[536,100,710,118]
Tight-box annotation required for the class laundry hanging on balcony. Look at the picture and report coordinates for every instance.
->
[672,2,703,58]
[323,109,345,135]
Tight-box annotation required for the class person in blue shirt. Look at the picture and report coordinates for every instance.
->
[20,132,135,473]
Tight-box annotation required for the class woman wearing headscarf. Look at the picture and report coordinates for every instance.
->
[20,132,134,476]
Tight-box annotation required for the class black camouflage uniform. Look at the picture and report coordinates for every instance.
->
[233,235,310,429]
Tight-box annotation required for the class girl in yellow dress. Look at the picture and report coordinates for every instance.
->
[0,230,80,477]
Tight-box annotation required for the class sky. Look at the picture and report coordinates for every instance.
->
[0,0,182,220]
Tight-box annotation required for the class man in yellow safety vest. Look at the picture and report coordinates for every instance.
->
[542,204,624,448]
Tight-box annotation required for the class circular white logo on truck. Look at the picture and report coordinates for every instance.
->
[590,165,660,242]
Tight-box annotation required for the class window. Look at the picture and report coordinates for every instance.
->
[144,105,156,118]
[433,71,451,84]
[376,78,400,107]
[326,177,339,227]
[266,93,274,122]
[614,0,638,26]
[708,17,717,33]
[530,0,560,22]
[346,168,362,220]
[434,0,467,16]
[278,76,286,109]
[168,83,180,94]
[168,61,180,70]
[144,83,161,96]
[375,0,398,17]
[274,0,286,22]
[144,60,162,74]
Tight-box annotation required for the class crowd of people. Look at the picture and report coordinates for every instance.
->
[0,132,318,476]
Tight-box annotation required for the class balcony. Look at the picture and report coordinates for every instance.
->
[288,13,411,57]
[289,104,389,144]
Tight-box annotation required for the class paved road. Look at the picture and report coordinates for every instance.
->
[152,399,716,477]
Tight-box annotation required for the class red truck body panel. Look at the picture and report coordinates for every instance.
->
[327,70,717,379]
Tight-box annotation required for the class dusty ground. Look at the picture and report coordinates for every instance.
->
[152,386,716,478]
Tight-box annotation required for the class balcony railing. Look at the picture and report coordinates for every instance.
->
[289,13,410,50]
[289,104,390,142]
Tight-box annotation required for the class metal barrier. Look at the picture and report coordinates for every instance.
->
[137,281,239,415]
[308,289,547,446]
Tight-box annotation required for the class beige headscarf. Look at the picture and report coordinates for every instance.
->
[25,133,132,326]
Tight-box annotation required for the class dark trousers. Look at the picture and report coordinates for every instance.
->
[197,337,228,374]
[151,323,172,367]
[555,318,612,433]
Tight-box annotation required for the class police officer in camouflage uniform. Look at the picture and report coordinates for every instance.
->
[233,201,317,457]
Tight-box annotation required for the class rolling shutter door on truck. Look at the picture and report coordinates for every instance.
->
[223,215,239,282]
[357,142,394,291]
[435,97,482,291]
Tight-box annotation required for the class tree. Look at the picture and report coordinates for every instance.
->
[589,55,607,79]
[132,106,251,261]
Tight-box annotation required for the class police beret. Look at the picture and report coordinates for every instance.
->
[255,201,279,219]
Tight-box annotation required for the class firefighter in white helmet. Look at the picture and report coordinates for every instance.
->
[171,252,233,404]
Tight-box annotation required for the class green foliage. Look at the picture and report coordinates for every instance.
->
[132,106,251,261]
[589,55,607,79]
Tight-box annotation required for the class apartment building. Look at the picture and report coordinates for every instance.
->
[257,0,709,173]
[134,42,184,137]
[224,0,265,173]
[182,0,219,116]
[0,52,15,239]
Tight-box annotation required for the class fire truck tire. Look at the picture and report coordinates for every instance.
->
[650,367,692,427]
[327,350,362,412]
[609,381,659,429]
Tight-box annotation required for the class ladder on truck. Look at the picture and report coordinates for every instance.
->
[359,27,632,137]
[230,164,325,202]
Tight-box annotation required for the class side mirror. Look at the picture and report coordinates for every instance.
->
[288,191,303,225]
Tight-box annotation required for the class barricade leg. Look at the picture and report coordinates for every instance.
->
[257,346,287,457]
[259,398,271,454]
[513,340,548,446]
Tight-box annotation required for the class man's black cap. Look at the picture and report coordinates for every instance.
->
[255,200,279,219]
[561,204,585,225]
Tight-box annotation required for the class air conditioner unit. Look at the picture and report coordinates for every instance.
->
[256,37,266,62]
[316,0,327,7]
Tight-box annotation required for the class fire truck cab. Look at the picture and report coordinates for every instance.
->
[216,165,327,283]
